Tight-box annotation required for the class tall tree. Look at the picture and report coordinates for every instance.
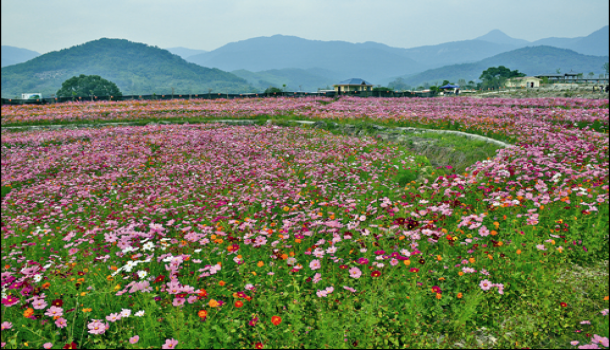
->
[56,74,122,98]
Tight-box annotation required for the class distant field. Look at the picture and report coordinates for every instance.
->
[1,97,608,349]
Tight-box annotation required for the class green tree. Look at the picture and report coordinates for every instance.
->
[479,66,525,90]
[56,74,122,98]
[588,72,595,79]
[372,86,392,92]
[442,80,451,86]
[264,87,283,94]
[603,62,609,74]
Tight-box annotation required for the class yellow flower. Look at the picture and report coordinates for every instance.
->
[436,293,442,300]
[403,260,411,266]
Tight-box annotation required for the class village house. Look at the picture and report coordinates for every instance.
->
[334,78,373,93]
[506,76,542,88]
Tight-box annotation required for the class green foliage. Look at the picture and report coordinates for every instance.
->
[56,74,122,98]
[479,65,526,81]
[372,86,392,92]
[604,62,609,74]
[26,94,41,100]
[264,87,283,94]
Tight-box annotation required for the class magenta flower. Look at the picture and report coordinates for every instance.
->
[130,335,140,344]
[356,257,369,265]
[162,338,179,349]
[1,296,19,307]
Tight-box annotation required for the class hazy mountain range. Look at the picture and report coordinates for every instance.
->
[1,46,40,67]
[397,46,608,87]
[1,39,250,98]
[1,26,607,96]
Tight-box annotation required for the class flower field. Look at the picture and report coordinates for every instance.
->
[1,97,609,349]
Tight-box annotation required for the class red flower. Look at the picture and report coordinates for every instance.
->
[154,275,165,283]
[409,268,419,273]
[52,299,63,307]
[431,285,442,294]
[235,301,244,308]
[371,270,381,277]
[560,302,567,307]
[254,342,264,349]
[271,316,282,326]
[63,342,78,349]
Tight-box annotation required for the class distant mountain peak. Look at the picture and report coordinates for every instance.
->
[475,30,530,47]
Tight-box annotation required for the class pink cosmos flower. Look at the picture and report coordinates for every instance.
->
[87,320,107,335]
[312,273,322,284]
[43,343,53,349]
[130,336,140,344]
[348,267,362,279]
[343,286,357,293]
[571,341,580,346]
[172,297,186,307]
[106,313,121,322]
[577,344,600,349]
[1,322,12,330]
[536,244,547,251]
[309,259,321,270]
[591,335,609,347]
[45,306,64,317]
[55,317,67,328]
[162,338,179,349]
[479,280,493,291]
[32,299,48,309]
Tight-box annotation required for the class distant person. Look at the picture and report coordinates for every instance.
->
[606,85,609,93]
[456,88,460,95]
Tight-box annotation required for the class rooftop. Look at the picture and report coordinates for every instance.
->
[336,78,373,86]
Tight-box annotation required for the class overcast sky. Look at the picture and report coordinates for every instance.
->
[2,0,608,54]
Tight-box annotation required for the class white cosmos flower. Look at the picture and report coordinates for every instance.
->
[137,270,147,279]
[135,310,145,317]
